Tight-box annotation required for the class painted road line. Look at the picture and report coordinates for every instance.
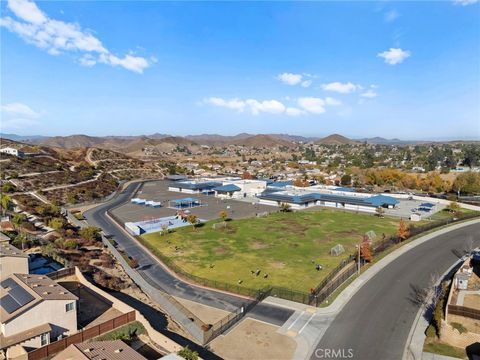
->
[287,311,305,330]
[298,313,316,334]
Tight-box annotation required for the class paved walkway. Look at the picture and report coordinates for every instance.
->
[263,219,480,360]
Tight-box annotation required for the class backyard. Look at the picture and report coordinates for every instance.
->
[141,209,399,292]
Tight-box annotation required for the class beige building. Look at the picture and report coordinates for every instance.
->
[0,243,29,281]
[52,340,147,360]
[0,274,78,355]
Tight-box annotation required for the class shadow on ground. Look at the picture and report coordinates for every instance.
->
[111,291,224,360]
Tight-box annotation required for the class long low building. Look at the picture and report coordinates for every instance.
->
[258,191,399,212]
[168,180,223,194]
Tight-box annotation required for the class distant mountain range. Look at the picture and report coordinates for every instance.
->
[1,132,476,151]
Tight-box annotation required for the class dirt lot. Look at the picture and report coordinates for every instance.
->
[210,318,297,360]
[173,296,231,325]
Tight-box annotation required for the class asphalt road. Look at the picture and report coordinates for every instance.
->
[312,222,480,360]
[84,181,293,326]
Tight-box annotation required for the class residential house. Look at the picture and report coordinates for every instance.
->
[51,340,147,360]
[0,244,29,281]
[0,274,78,354]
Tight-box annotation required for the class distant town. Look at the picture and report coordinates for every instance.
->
[0,132,479,360]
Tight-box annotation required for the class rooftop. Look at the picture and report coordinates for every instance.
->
[0,243,28,258]
[213,184,241,192]
[1,274,77,323]
[52,340,147,360]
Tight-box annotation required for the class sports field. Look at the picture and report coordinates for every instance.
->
[141,209,399,292]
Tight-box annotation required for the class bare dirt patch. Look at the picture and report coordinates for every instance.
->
[210,318,296,360]
[250,241,268,250]
[270,261,286,269]
[214,247,229,255]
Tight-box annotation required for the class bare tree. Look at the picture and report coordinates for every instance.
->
[410,272,442,312]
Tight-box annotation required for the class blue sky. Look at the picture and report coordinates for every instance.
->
[1,0,479,139]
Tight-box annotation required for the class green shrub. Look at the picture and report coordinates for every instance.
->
[450,322,468,334]
[178,346,199,360]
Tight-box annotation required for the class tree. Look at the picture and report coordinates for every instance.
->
[2,183,16,193]
[279,203,292,212]
[48,217,65,231]
[128,258,139,268]
[1,195,13,214]
[242,171,253,180]
[178,346,199,360]
[63,239,79,250]
[219,210,228,222]
[187,214,198,230]
[398,219,409,241]
[360,237,373,262]
[161,223,169,236]
[293,178,309,187]
[12,213,27,228]
[453,172,480,195]
[340,174,352,186]
[446,201,461,214]
[375,206,385,218]
[79,226,100,242]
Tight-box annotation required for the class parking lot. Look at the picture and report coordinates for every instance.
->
[385,197,445,218]
[112,180,276,223]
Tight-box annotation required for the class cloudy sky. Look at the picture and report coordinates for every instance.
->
[1,0,479,139]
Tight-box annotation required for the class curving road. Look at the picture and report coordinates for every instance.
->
[84,181,293,326]
[312,221,480,360]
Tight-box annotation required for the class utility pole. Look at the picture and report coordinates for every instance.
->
[357,243,361,275]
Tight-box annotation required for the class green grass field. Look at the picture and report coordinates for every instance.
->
[142,209,399,292]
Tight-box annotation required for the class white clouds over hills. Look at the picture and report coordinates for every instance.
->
[204,96,341,117]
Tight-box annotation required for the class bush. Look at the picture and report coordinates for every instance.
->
[178,346,199,360]
[450,322,468,334]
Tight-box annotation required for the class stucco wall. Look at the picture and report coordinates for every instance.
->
[3,300,77,339]
[74,268,182,354]
[0,257,29,281]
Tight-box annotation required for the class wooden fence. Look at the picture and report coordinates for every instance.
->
[27,311,136,360]
[448,305,480,320]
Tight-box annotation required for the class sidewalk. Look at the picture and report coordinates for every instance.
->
[262,218,480,360]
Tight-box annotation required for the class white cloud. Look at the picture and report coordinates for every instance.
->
[277,73,303,86]
[384,10,400,22]
[321,82,358,94]
[377,48,411,65]
[1,102,41,118]
[301,80,312,88]
[1,102,43,129]
[324,97,342,106]
[7,0,46,24]
[286,107,305,116]
[1,0,151,73]
[277,72,314,87]
[204,95,340,116]
[453,0,478,5]
[245,99,285,115]
[204,97,246,112]
[360,90,378,98]
[297,97,326,114]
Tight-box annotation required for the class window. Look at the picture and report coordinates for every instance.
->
[40,333,49,346]
[65,302,75,312]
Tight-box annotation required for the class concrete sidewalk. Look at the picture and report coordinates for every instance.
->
[262,218,480,360]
